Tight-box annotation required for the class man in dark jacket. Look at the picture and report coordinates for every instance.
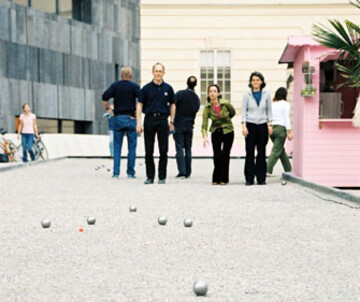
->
[173,76,200,178]
[102,67,140,179]
[136,63,175,184]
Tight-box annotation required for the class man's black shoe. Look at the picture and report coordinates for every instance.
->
[258,181,266,185]
[175,174,186,179]
[144,178,154,184]
[245,181,254,186]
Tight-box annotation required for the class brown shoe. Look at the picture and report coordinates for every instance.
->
[212,182,219,185]
[220,182,227,185]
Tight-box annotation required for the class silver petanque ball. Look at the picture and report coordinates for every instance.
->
[41,219,51,228]
[184,218,193,228]
[281,181,287,186]
[193,281,208,296]
[87,217,96,225]
[107,168,111,172]
[129,205,137,212]
[158,216,167,226]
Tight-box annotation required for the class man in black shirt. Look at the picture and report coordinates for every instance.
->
[136,63,175,184]
[173,76,200,178]
[102,66,140,178]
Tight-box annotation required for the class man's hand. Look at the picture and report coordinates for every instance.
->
[169,122,174,132]
[136,123,143,134]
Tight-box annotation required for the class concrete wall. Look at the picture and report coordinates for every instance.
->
[0,0,140,134]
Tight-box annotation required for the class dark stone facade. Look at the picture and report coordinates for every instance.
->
[0,0,140,134]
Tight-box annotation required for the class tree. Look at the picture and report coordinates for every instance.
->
[312,1,360,125]
[312,23,360,88]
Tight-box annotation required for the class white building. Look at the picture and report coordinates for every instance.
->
[140,0,359,109]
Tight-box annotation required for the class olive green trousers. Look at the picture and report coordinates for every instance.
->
[267,125,292,174]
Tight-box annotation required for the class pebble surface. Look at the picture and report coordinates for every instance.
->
[0,158,359,301]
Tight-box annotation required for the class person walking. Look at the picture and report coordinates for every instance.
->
[173,76,200,179]
[267,87,292,175]
[241,71,273,186]
[202,84,235,185]
[17,103,39,162]
[136,63,175,184]
[102,66,140,179]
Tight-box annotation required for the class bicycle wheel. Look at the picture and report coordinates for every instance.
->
[37,141,48,160]
[9,141,21,162]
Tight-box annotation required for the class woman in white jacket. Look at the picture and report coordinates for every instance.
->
[267,87,292,175]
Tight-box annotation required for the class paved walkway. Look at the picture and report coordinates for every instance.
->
[0,158,359,301]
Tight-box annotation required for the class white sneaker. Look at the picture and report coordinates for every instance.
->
[267,173,275,177]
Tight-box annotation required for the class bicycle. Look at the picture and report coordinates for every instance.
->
[32,133,49,161]
[0,128,21,162]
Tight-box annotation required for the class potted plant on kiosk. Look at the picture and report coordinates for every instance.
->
[301,61,316,97]
[312,0,360,126]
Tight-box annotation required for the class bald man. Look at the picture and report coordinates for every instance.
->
[102,67,141,179]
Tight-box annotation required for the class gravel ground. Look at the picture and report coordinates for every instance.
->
[0,158,359,302]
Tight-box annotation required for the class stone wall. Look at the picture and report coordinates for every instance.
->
[0,0,140,134]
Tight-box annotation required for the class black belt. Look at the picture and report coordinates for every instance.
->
[147,112,167,117]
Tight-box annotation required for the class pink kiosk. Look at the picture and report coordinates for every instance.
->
[279,36,360,187]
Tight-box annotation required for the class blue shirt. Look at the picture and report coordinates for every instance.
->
[252,90,262,106]
[139,81,175,115]
[102,80,140,117]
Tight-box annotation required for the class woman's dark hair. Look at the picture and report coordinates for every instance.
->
[248,71,266,89]
[206,84,222,102]
[273,87,288,101]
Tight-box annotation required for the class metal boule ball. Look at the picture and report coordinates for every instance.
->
[102,165,105,168]
[281,181,287,186]
[41,219,51,228]
[193,280,208,296]
[107,168,111,172]
[158,216,167,226]
[184,218,193,228]
[129,205,137,212]
[87,217,96,225]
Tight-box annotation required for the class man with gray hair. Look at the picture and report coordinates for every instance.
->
[102,66,141,179]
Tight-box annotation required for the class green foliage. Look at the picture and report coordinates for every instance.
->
[312,14,360,88]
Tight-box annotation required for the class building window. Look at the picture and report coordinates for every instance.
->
[32,0,56,14]
[12,0,79,22]
[200,50,231,104]
[72,0,92,24]
[115,64,119,81]
[59,0,72,19]
[12,0,29,6]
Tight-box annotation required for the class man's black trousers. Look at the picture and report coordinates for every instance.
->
[144,114,169,180]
